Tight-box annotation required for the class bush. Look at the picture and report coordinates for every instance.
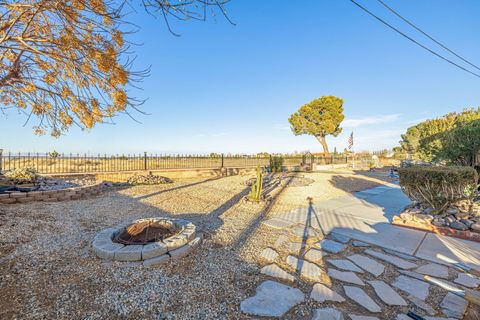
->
[398,166,478,213]
[4,167,40,184]
[270,155,284,173]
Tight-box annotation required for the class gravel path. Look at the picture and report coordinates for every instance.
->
[0,170,394,319]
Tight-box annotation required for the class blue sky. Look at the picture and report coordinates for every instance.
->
[2,0,480,154]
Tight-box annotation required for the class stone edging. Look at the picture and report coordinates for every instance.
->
[392,219,480,243]
[92,218,201,266]
[0,182,106,204]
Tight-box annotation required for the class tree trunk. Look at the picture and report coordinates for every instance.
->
[316,135,330,155]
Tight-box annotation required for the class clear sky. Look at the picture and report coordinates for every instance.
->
[2,0,480,155]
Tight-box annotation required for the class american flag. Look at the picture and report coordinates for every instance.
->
[348,132,354,150]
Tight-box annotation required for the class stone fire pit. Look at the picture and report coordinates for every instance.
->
[92,217,200,266]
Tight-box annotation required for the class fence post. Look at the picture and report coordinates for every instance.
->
[144,152,147,171]
[221,153,224,169]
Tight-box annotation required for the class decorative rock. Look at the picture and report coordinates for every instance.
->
[350,316,380,320]
[393,275,430,300]
[454,272,480,288]
[415,263,449,279]
[414,214,434,224]
[449,221,468,231]
[343,286,381,313]
[331,232,351,244]
[240,280,304,317]
[259,248,279,263]
[367,280,407,306]
[441,292,468,319]
[304,248,328,263]
[310,283,345,303]
[406,295,437,316]
[347,254,384,276]
[424,208,434,215]
[114,244,143,261]
[317,239,346,254]
[400,212,414,221]
[328,269,364,286]
[286,255,324,282]
[260,264,295,283]
[445,216,456,224]
[460,219,474,228]
[446,207,459,215]
[365,249,417,269]
[432,220,446,227]
[472,222,480,231]
[352,241,369,247]
[312,308,344,320]
[327,259,364,273]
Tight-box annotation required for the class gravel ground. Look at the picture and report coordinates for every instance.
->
[0,170,394,319]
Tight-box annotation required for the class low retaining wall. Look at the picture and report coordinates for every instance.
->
[0,182,106,204]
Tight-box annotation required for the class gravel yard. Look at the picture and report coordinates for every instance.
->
[0,170,394,319]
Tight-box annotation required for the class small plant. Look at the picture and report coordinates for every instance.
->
[270,155,284,173]
[249,165,263,202]
[4,167,40,184]
[48,150,60,159]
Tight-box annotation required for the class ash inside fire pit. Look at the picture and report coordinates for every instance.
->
[114,220,179,245]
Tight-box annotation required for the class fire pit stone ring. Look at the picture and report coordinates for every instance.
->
[92,217,201,265]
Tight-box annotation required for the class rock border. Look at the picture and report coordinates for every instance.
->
[92,217,201,265]
[0,182,107,204]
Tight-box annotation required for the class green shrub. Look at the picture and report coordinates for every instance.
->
[4,167,40,184]
[270,155,284,173]
[398,166,478,212]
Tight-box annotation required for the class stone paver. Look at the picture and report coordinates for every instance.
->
[259,248,279,263]
[304,248,328,263]
[454,272,480,288]
[327,259,364,273]
[415,263,449,279]
[384,248,417,261]
[441,292,468,319]
[289,241,307,255]
[343,286,381,313]
[240,280,304,317]
[312,307,344,320]
[260,264,295,283]
[290,225,322,243]
[352,241,369,247]
[274,234,289,248]
[347,254,384,276]
[286,255,325,282]
[317,239,346,254]
[350,316,380,320]
[406,295,437,316]
[310,283,345,303]
[393,275,430,300]
[263,218,296,229]
[331,232,351,244]
[398,269,427,281]
[367,280,407,306]
[328,269,364,286]
[365,249,417,269]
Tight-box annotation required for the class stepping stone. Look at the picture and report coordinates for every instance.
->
[263,218,296,229]
[328,268,364,286]
[286,255,325,282]
[260,264,295,283]
[304,248,328,263]
[398,269,426,281]
[331,232,350,243]
[347,254,384,276]
[367,280,407,306]
[393,275,430,300]
[415,263,449,279]
[406,295,437,316]
[395,316,410,320]
[327,259,364,273]
[312,307,344,320]
[454,273,480,288]
[352,241,369,247]
[384,248,417,261]
[365,249,417,269]
[317,239,346,254]
[274,234,289,248]
[290,225,322,243]
[310,283,345,303]
[240,280,304,317]
[259,248,279,263]
[350,316,380,320]
[424,317,456,320]
[441,292,468,319]
[289,242,308,255]
[343,286,381,313]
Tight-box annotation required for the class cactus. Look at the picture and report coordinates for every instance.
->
[249,165,263,201]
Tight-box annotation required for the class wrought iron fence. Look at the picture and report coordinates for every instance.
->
[0,151,349,174]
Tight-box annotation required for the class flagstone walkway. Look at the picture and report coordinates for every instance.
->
[239,184,480,319]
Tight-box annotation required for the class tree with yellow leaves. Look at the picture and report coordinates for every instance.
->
[0,0,232,136]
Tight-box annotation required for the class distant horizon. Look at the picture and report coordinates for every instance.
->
[2,1,480,154]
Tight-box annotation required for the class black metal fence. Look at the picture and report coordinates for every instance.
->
[0,151,349,174]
